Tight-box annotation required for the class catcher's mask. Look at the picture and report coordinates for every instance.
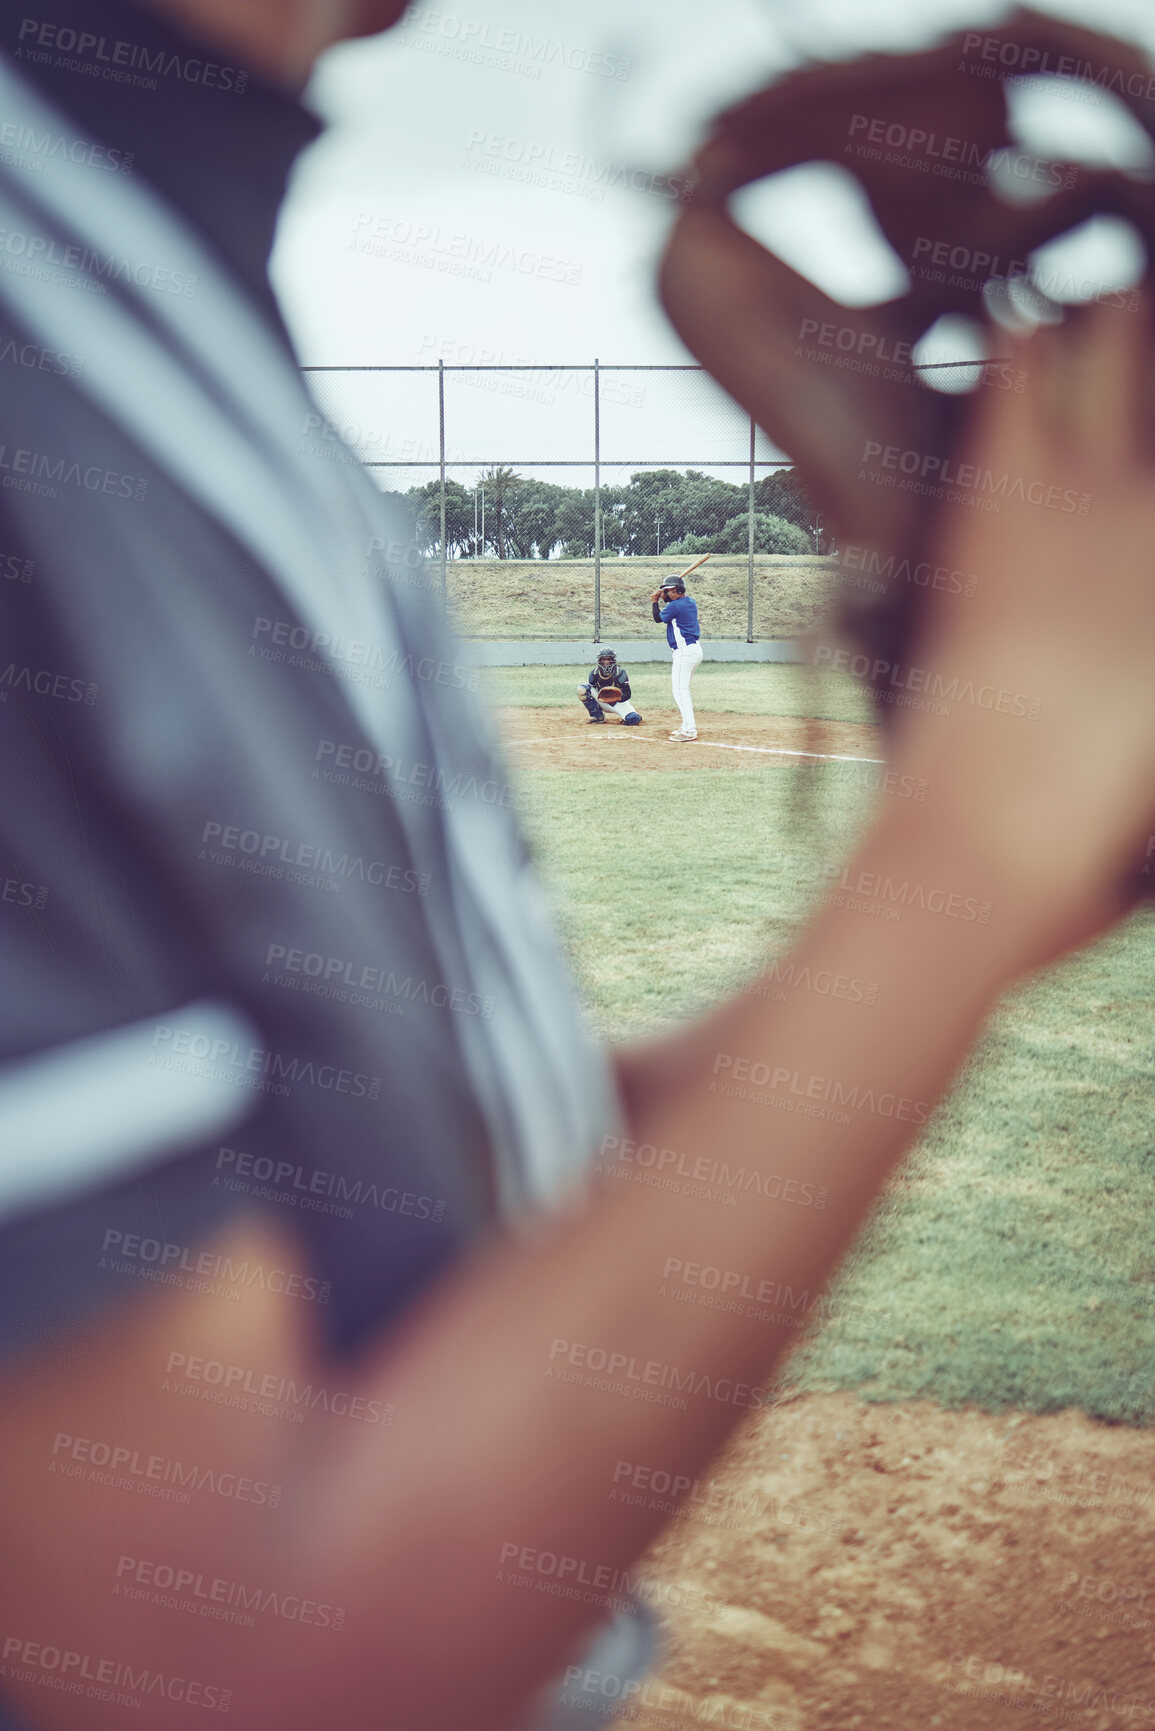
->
[597,651,618,672]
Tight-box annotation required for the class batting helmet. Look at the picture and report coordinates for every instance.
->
[662,573,686,594]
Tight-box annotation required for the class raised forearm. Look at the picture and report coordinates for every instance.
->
[0,812,1029,1731]
[290,806,1023,1727]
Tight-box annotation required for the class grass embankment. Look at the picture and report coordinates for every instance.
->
[450,554,838,639]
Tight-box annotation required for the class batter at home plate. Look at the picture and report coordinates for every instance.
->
[651,553,708,741]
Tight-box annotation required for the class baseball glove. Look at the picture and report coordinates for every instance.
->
[660,9,1155,690]
[597,685,624,706]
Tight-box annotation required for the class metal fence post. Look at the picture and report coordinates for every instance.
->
[592,358,602,643]
[438,358,447,611]
[747,414,756,643]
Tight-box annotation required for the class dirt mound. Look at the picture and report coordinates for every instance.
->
[621,1392,1155,1731]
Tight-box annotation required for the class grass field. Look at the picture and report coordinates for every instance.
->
[484,664,1155,1427]
[483,661,875,725]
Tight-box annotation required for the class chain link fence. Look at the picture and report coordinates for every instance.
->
[301,360,977,641]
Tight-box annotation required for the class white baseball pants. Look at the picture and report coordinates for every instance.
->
[671,640,702,735]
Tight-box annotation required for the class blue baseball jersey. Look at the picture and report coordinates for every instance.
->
[659,594,700,648]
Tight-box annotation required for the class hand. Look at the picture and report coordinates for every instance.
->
[887,301,1155,972]
[651,589,664,604]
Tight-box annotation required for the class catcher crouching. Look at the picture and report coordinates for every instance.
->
[579,650,643,724]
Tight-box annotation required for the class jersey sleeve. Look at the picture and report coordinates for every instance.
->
[0,551,267,1366]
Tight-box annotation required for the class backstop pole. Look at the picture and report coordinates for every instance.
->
[593,358,602,643]
[747,414,756,643]
[438,358,447,612]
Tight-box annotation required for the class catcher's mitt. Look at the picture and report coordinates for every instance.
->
[597,685,624,706]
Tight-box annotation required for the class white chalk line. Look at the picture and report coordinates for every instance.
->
[690,740,886,764]
[511,729,885,765]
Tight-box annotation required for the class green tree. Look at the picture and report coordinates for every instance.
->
[662,531,711,555]
[755,468,822,550]
[665,511,811,556]
[400,479,474,556]
[598,483,631,557]
[500,479,569,559]
[752,512,811,555]
[400,465,823,561]
[553,486,598,557]
[617,469,746,554]
[615,469,693,555]
[480,466,524,559]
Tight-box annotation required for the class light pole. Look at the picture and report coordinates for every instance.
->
[655,514,661,556]
[473,479,486,558]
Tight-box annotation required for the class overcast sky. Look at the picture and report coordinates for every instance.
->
[271,0,1155,492]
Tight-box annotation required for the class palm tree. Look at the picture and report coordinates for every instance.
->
[480,466,524,559]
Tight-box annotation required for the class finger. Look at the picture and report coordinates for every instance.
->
[948,320,1068,481]
[1054,296,1150,468]
[1007,298,1147,475]
[946,297,1149,492]
[660,204,929,553]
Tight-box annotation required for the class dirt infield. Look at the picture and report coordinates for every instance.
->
[628,1391,1155,1731]
[499,709,883,772]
